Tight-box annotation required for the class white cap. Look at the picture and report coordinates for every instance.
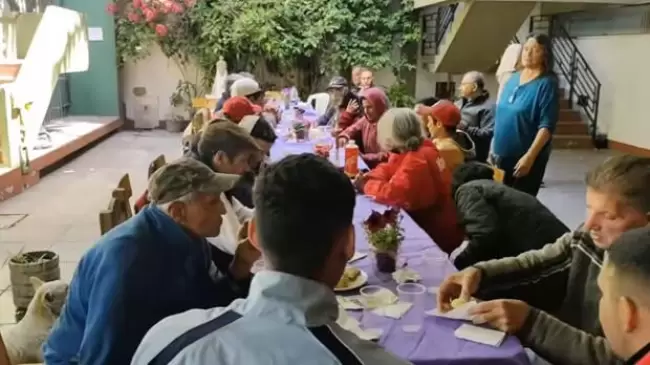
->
[231,78,262,97]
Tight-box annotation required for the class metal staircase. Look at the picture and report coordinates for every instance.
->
[530,15,605,149]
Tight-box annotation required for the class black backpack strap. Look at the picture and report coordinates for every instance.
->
[308,325,364,365]
[148,310,242,365]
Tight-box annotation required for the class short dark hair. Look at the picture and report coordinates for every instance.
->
[607,226,650,295]
[249,116,277,143]
[451,162,494,197]
[197,121,260,165]
[416,97,440,107]
[254,154,356,277]
[585,155,650,213]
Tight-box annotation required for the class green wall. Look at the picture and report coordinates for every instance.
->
[61,0,119,116]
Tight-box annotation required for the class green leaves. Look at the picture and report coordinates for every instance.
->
[115,0,420,94]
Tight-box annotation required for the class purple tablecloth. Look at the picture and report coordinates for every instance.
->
[271,136,530,365]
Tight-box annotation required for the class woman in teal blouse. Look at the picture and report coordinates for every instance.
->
[491,33,559,197]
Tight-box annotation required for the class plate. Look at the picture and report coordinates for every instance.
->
[334,268,368,292]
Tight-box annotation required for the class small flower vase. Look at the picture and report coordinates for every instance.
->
[374,249,398,273]
[293,122,308,141]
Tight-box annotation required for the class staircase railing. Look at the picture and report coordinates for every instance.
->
[1,6,88,168]
[530,15,602,142]
[421,3,459,57]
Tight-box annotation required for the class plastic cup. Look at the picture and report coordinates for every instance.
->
[396,283,426,333]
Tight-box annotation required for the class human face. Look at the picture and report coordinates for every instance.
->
[362,99,378,121]
[426,115,443,139]
[360,71,373,89]
[521,37,545,69]
[584,187,649,248]
[213,151,255,175]
[328,87,345,102]
[254,139,273,157]
[598,261,638,359]
[459,73,477,99]
[352,68,362,86]
[169,193,225,237]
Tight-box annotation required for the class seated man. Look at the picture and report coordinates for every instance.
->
[44,158,259,365]
[598,227,650,365]
[438,154,650,365]
[451,162,569,271]
[230,77,265,108]
[132,154,412,365]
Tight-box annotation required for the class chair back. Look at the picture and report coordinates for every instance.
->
[98,173,133,235]
[148,155,167,178]
[306,92,330,115]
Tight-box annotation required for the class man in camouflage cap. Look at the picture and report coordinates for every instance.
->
[45,158,259,365]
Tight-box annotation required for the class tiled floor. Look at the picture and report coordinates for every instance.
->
[0,130,616,324]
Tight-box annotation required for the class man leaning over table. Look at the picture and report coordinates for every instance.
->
[438,154,650,365]
[131,154,412,365]
[43,158,260,365]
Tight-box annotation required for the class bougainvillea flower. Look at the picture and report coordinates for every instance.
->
[155,23,168,37]
[364,210,386,233]
[106,2,118,15]
[127,12,141,22]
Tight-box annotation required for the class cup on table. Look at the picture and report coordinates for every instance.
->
[421,252,450,282]
[360,285,387,309]
[396,282,426,333]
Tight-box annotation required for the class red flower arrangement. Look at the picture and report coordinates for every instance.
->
[363,208,403,273]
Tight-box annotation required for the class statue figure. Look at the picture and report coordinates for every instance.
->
[211,56,227,98]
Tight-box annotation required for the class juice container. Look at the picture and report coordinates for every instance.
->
[344,140,359,176]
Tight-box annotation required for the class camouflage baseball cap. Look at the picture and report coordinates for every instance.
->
[148,158,240,204]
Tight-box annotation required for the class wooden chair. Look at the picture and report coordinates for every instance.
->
[147,155,166,179]
[98,173,133,235]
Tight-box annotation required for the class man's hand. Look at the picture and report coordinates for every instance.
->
[469,299,531,334]
[230,223,260,280]
[437,267,482,312]
[352,173,367,193]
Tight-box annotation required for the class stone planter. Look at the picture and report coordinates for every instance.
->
[9,250,60,321]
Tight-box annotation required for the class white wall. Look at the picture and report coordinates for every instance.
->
[120,44,203,128]
[575,34,649,149]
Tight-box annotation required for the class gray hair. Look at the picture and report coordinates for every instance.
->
[156,192,197,212]
[377,108,424,152]
[464,71,485,90]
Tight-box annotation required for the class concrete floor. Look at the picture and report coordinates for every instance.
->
[0,130,615,324]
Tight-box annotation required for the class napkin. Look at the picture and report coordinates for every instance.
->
[454,324,506,347]
[426,300,479,321]
[337,296,364,310]
[337,307,383,341]
[392,268,421,284]
[348,252,368,263]
[372,302,413,319]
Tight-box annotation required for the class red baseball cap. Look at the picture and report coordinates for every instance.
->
[419,100,461,128]
[223,96,256,123]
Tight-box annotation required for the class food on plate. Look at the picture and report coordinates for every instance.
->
[450,297,468,309]
[336,267,361,289]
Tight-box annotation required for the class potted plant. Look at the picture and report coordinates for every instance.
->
[363,208,404,273]
[8,250,60,321]
[292,121,308,141]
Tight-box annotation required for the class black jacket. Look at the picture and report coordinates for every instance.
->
[455,92,495,163]
[453,179,569,270]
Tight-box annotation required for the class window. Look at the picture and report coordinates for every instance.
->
[556,5,650,37]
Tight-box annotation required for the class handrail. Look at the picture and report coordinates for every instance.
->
[421,3,459,56]
[530,15,602,142]
[9,6,88,152]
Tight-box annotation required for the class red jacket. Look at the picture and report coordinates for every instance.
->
[338,110,359,130]
[363,139,464,254]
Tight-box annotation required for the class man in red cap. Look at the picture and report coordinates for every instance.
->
[416,100,475,172]
[221,96,258,123]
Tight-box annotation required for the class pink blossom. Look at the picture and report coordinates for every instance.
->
[143,7,157,22]
[170,2,183,13]
[132,0,142,8]
[106,2,118,15]
[161,0,173,13]
[127,12,140,22]
[155,23,168,37]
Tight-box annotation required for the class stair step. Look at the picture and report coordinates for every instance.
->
[559,109,581,121]
[556,121,589,135]
[552,134,593,150]
[559,99,570,109]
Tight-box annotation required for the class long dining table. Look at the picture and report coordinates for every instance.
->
[269,120,531,365]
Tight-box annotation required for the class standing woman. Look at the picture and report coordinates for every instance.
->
[491,33,559,197]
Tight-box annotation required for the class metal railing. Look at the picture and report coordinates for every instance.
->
[530,15,602,142]
[421,3,459,56]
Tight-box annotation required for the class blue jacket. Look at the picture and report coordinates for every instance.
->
[43,206,248,365]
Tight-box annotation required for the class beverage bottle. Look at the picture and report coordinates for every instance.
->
[344,140,359,177]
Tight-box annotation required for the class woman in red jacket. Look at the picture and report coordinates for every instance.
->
[354,108,464,255]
